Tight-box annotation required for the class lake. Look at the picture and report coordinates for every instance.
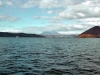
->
[0,37,100,75]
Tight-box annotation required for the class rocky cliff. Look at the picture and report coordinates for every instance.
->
[77,26,100,38]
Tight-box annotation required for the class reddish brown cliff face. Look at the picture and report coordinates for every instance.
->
[77,26,100,38]
[77,34,100,38]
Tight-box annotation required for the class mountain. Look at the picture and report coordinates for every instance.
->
[0,32,44,37]
[41,31,61,35]
[77,26,100,38]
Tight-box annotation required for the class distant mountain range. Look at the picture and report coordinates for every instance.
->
[41,31,78,38]
[77,26,100,38]
[41,31,61,35]
[0,31,78,38]
[0,32,44,37]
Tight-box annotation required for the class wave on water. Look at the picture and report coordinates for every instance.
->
[0,38,100,75]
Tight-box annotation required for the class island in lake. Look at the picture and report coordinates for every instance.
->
[77,26,100,38]
[0,32,44,37]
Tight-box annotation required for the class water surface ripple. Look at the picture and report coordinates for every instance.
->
[0,38,100,75]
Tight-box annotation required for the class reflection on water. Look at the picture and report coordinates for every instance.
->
[0,38,100,75]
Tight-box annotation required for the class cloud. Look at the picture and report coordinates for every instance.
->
[34,16,50,20]
[61,0,85,6]
[20,0,41,8]
[20,23,88,34]
[0,0,13,6]
[7,29,21,33]
[34,16,40,19]
[0,1,3,6]
[1,0,100,34]
[5,1,13,6]
[39,0,60,8]
[0,15,19,21]
[39,0,84,9]
[79,18,100,26]
[47,10,53,14]
[58,2,100,20]
[1,29,21,33]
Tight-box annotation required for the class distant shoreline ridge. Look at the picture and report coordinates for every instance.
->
[0,32,44,37]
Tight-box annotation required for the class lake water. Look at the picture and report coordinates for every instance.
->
[0,37,100,75]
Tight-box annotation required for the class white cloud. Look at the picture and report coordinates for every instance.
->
[0,1,3,6]
[77,13,85,17]
[0,0,14,6]
[17,0,100,33]
[1,0,100,34]
[59,31,80,35]
[20,23,88,34]
[0,0,85,8]
[47,10,53,14]
[2,29,21,33]
[0,15,19,21]
[5,1,13,6]
[20,0,41,8]
[34,16,50,19]
[61,0,85,6]
[79,18,100,26]
[39,0,60,8]
[58,5,100,20]
[16,0,84,9]
[34,16,40,19]
[8,29,21,33]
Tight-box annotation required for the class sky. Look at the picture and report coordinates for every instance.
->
[0,0,100,34]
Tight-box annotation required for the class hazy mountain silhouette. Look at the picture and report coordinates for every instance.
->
[0,32,44,37]
[77,26,100,38]
[41,31,61,35]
